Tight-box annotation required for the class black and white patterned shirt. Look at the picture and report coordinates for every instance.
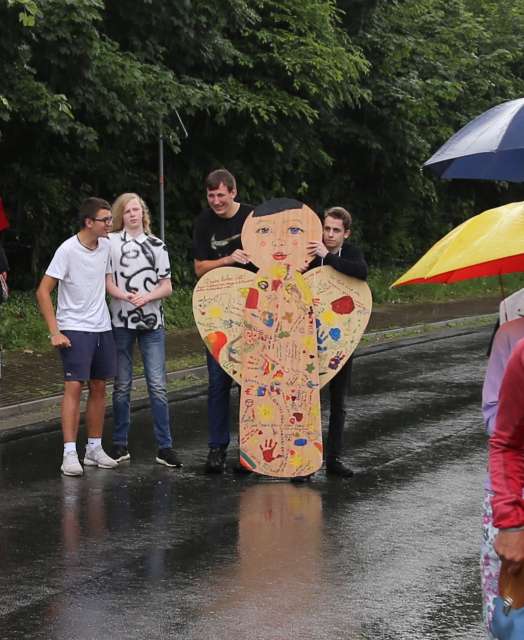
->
[108,231,171,330]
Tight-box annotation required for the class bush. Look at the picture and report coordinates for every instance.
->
[0,290,49,351]
[163,287,195,330]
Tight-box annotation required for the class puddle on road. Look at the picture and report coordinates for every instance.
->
[0,332,491,639]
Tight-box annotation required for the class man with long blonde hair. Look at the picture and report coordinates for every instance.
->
[106,192,181,468]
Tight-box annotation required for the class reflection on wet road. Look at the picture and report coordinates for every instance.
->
[0,329,490,639]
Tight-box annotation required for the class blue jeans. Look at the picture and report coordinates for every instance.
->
[206,350,233,448]
[112,327,172,449]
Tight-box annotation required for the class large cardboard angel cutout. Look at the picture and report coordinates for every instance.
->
[193,198,372,478]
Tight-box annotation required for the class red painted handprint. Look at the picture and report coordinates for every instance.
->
[260,439,283,463]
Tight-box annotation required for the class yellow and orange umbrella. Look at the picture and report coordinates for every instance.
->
[392,201,524,287]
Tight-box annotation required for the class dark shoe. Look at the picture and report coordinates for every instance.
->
[326,457,354,478]
[111,445,131,463]
[205,447,227,474]
[156,448,183,468]
[290,474,313,483]
[233,460,253,475]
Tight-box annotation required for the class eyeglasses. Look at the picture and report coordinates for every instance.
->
[94,216,113,224]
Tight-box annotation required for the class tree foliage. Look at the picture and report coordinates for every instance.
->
[323,0,524,262]
[1,0,524,286]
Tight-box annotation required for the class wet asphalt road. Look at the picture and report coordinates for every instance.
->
[0,329,491,639]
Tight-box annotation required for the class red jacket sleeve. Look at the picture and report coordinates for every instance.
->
[490,338,524,529]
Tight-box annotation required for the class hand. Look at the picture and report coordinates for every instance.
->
[495,529,524,573]
[51,333,71,349]
[307,240,328,258]
[129,291,152,308]
[229,249,250,266]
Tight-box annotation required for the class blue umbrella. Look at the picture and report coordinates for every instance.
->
[424,98,524,182]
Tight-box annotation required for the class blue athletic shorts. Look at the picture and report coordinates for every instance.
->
[59,330,116,382]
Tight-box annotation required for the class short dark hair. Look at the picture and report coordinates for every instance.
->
[253,198,303,218]
[324,206,352,231]
[78,197,111,228]
[205,169,236,192]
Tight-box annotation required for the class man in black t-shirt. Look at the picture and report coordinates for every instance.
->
[193,169,254,473]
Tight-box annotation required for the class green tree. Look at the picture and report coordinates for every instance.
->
[0,0,368,285]
[324,0,524,263]
[5,0,524,285]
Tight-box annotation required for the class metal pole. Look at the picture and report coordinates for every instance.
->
[159,119,165,241]
[158,109,188,242]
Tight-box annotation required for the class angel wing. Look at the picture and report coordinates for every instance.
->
[303,266,372,388]
[192,266,253,385]
[193,265,372,389]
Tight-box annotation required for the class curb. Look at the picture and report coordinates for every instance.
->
[0,365,208,420]
[0,316,495,444]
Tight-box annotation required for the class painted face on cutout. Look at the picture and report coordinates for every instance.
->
[242,199,322,271]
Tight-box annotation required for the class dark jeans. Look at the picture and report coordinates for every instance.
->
[206,350,233,448]
[326,355,354,459]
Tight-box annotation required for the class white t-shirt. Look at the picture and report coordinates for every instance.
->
[108,231,171,330]
[45,235,112,332]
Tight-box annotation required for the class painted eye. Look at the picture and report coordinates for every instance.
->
[288,226,304,235]
[256,226,271,234]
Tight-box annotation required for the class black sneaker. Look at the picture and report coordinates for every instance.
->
[326,457,354,478]
[205,447,227,474]
[232,460,253,475]
[290,474,313,483]
[156,448,183,468]
[111,445,131,463]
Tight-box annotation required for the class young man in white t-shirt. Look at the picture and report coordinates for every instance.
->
[36,197,118,476]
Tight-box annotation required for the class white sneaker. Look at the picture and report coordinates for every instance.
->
[84,445,118,469]
[61,451,83,476]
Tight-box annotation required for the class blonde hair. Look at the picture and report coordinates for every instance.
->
[111,193,152,234]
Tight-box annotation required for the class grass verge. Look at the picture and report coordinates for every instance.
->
[0,288,197,352]
[369,268,524,304]
[1,267,519,352]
